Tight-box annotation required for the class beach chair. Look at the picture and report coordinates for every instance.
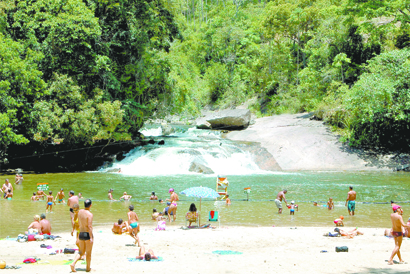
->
[208,210,220,228]
[185,212,199,227]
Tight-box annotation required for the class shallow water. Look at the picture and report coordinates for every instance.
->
[1,171,410,238]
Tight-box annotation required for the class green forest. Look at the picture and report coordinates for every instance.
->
[1,0,410,157]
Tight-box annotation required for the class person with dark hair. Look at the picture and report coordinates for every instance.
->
[334,227,363,239]
[152,208,159,220]
[67,190,79,227]
[31,192,38,201]
[186,203,198,227]
[136,246,158,261]
[4,189,13,200]
[40,214,51,235]
[108,189,116,201]
[274,189,288,214]
[55,188,65,203]
[345,186,356,216]
[127,205,140,246]
[2,179,13,198]
[112,219,127,234]
[70,199,93,272]
[150,192,158,200]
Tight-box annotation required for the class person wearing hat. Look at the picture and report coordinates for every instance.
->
[388,204,410,265]
[166,188,179,222]
[334,216,344,226]
[150,192,158,200]
[163,202,173,216]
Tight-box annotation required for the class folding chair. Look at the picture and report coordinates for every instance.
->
[185,212,199,227]
[208,210,220,228]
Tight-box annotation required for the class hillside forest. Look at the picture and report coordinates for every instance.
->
[1,0,410,159]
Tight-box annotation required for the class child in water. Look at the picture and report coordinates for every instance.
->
[288,201,298,215]
[327,197,334,210]
[46,191,56,213]
[334,215,344,226]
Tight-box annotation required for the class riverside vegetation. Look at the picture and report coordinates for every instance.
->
[1,0,410,161]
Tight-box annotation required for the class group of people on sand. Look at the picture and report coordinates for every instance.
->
[26,214,52,235]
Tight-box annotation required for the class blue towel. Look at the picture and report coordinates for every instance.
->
[127,257,163,262]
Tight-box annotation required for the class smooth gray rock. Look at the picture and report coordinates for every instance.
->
[161,123,175,135]
[189,161,214,174]
[206,109,251,130]
[196,118,212,129]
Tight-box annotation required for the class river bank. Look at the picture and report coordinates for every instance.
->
[1,225,408,274]
[225,113,410,171]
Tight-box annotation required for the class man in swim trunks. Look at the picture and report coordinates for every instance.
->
[136,246,158,261]
[36,189,46,200]
[70,199,93,272]
[55,188,65,203]
[2,179,13,198]
[127,205,140,246]
[40,214,52,235]
[274,189,288,214]
[166,188,179,222]
[345,186,356,216]
[67,191,79,227]
[388,205,410,265]
[46,191,56,213]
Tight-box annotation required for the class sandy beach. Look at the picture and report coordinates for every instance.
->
[1,225,409,274]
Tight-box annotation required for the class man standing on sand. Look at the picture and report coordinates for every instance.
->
[274,189,288,214]
[388,205,410,265]
[67,191,79,227]
[166,188,179,222]
[70,199,93,272]
[40,214,52,235]
[345,186,356,216]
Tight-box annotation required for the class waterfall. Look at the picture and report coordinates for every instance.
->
[100,126,268,176]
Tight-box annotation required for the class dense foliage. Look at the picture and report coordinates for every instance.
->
[2,0,410,156]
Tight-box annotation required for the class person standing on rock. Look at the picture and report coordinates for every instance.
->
[345,186,356,216]
[275,189,288,214]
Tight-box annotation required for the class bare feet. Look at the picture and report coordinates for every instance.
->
[399,261,407,264]
[70,264,76,272]
[86,268,92,272]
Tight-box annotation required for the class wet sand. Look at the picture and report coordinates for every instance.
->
[1,225,409,274]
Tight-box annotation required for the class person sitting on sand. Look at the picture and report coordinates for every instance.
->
[112,219,128,234]
[327,197,334,210]
[46,191,56,213]
[4,189,13,200]
[31,192,39,201]
[150,192,158,200]
[186,203,199,226]
[152,208,160,220]
[127,205,140,246]
[40,214,52,235]
[334,216,344,226]
[120,192,132,201]
[27,215,42,234]
[136,246,158,261]
[55,188,65,203]
[156,212,166,231]
[334,227,363,239]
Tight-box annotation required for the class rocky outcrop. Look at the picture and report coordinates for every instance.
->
[196,118,212,129]
[189,161,214,174]
[196,109,251,130]
[161,123,175,135]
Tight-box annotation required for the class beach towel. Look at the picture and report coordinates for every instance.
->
[127,257,164,262]
[212,250,242,255]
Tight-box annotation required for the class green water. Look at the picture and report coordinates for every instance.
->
[1,171,409,237]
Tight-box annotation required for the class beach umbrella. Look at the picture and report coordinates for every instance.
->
[180,186,220,226]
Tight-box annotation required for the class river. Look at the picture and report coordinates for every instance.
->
[0,126,409,238]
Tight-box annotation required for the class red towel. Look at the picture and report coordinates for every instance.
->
[23,258,37,264]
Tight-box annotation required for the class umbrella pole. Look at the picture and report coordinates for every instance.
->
[199,197,202,226]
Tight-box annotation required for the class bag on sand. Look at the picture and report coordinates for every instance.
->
[64,248,76,254]
[335,246,348,252]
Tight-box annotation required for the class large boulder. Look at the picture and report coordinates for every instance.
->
[196,118,212,129]
[189,161,214,174]
[161,123,175,135]
[205,109,251,130]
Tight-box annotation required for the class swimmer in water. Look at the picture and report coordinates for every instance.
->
[327,197,334,210]
[4,189,13,200]
[55,188,65,203]
[31,192,39,201]
[120,192,132,201]
[46,191,56,212]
